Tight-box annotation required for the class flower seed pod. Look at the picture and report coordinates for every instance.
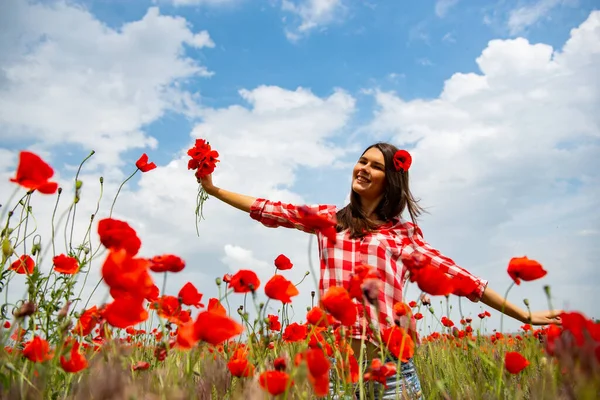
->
[2,239,13,258]
[14,301,37,318]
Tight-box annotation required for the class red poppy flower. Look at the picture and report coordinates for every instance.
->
[9,255,35,274]
[363,358,397,387]
[178,282,203,307]
[135,153,156,172]
[504,351,529,374]
[306,306,335,328]
[102,296,149,328]
[229,269,260,293]
[413,264,454,296]
[60,340,88,373]
[267,314,281,331]
[72,306,101,336]
[393,149,412,172]
[321,286,357,326]
[23,336,53,362]
[259,370,293,396]
[282,322,308,342]
[149,254,186,273]
[264,275,299,303]
[10,151,58,194]
[193,310,244,346]
[507,256,547,285]
[132,361,150,371]
[304,348,330,397]
[53,254,80,274]
[227,349,254,377]
[101,249,155,302]
[346,264,379,302]
[187,139,220,179]
[381,326,415,362]
[97,218,141,256]
[297,206,338,244]
[274,254,293,270]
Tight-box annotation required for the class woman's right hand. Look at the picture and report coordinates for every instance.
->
[198,174,217,195]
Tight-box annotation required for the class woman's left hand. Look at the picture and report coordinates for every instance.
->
[525,310,563,325]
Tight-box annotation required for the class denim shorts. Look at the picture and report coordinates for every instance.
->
[329,357,423,399]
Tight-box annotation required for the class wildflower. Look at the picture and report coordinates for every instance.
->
[103,296,149,328]
[229,269,260,293]
[72,306,101,336]
[9,255,35,274]
[149,254,186,273]
[259,370,293,396]
[274,254,293,270]
[304,348,330,397]
[346,264,379,301]
[227,348,254,377]
[321,286,357,326]
[267,314,281,331]
[282,323,308,342]
[9,151,58,194]
[507,256,547,285]
[413,265,454,296]
[363,358,397,387]
[97,218,141,256]
[504,351,530,374]
[265,275,299,304]
[23,336,53,362]
[296,205,338,243]
[381,326,415,362]
[178,282,203,307]
[135,153,156,172]
[60,340,88,373]
[306,306,334,328]
[132,361,150,371]
[53,254,80,274]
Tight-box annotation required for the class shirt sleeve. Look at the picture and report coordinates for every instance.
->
[401,223,489,302]
[249,198,338,234]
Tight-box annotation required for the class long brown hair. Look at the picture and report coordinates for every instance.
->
[336,142,424,238]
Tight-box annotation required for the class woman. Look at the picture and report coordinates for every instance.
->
[199,142,560,399]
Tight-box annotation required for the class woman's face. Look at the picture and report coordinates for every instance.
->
[352,147,386,202]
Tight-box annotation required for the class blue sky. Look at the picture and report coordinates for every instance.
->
[1,0,599,333]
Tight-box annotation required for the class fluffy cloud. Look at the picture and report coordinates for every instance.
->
[282,0,347,41]
[0,0,214,167]
[367,11,600,327]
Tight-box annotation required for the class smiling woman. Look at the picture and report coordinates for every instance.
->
[199,142,561,399]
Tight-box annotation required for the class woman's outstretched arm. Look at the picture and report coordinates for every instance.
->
[199,174,256,213]
[481,286,561,325]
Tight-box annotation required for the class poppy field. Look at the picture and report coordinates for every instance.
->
[1,150,599,400]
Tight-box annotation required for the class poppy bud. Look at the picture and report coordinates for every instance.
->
[523,299,529,307]
[31,243,41,256]
[75,180,83,190]
[83,246,90,255]
[2,239,13,258]
[58,187,63,194]
[58,301,71,320]
[428,307,435,314]
[543,285,551,297]
[14,301,37,318]
[99,177,104,184]
[215,277,222,286]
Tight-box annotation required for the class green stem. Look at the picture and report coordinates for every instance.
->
[109,169,139,218]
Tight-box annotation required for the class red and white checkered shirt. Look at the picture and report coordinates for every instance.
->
[250,198,488,342]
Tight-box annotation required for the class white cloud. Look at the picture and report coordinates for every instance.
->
[507,0,565,35]
[435,0,460,18]
[282,0,346,41]
[0,1,214,167]
[367,11,600,329]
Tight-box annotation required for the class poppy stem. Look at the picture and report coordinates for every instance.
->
[0,186,20,224]
[109,169,139,218]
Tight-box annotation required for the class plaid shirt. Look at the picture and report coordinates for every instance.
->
[250,198,488,342]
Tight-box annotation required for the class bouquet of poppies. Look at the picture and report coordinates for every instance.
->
[187,138,220,234]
